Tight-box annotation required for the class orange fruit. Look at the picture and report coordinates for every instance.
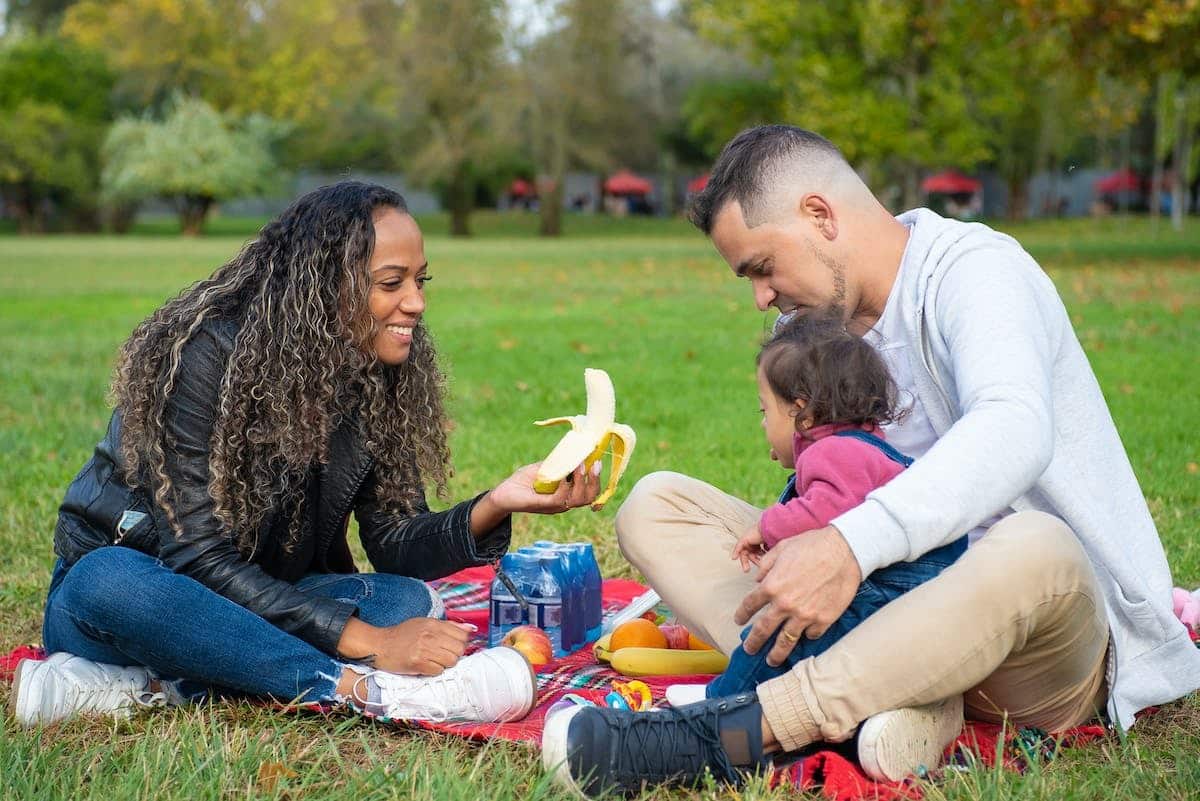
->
[611,618,669,651]
[688,633,716,651]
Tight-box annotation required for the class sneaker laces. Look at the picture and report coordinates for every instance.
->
[356,669,483,723]
[612,705,740,785]
[65,667,159,716]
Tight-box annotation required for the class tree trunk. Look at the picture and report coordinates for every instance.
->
[1171,88,1190,232]
[10,181,44,234]
[179,195,213,236]
[539,109,568,237]
[448,161,472,238]
[109,202,140,235]
[902,53,922,212]
[1118,127,1132,214]
[902,161,921,212]
[1151,74,1168,229]
[1007,176,1029,222]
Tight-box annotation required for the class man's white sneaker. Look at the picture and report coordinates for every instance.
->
[857,695,964,781]
[8,652,172,728]
[357,646,537,723]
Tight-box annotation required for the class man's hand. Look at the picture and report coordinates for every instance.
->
[731,524,766,573]
[337,616,473,675]
[734,525,862,667]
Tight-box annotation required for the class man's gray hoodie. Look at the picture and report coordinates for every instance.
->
[831,208,1200,730]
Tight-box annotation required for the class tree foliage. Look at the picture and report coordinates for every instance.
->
[62,0,401,169]
[102,95,286,235]
[694,2,1029,206]
[396,0,510,237]
[0,34,113,232]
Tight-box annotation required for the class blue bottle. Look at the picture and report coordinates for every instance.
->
[526,552,566,657]
[569,543,603,642]
[523,547,579,654]
[532,542,587,651]
[489,553,535,647]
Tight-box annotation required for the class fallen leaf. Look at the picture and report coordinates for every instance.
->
[1187,462,1198,475]
[257,762,297,793]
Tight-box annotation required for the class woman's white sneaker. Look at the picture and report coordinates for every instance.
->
[857,694,964,781]
[357,646,537,723]
[9,652,171,728]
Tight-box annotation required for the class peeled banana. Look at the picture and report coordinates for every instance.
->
[533,368,636,511]
[594,632,729,677]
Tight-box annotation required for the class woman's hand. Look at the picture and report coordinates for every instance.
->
[470,461,601,535]
[731,525,766,573]
[337,615,473,675]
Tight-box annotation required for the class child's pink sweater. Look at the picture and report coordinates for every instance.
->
[759,423,905,548]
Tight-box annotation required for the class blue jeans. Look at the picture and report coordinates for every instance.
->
[706,537,967,698]
[42,546,443,703]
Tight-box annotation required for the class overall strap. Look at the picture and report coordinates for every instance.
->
[833,430,915,467]
[777,473,798,504]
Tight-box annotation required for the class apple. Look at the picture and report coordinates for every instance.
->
[501,625,554,665]
[658,624,691,650]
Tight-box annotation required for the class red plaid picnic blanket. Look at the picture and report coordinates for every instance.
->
[2,566,1110,800]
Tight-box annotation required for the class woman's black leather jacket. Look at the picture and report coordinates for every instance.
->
[53,320,511,656]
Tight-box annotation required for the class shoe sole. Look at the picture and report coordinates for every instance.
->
[857,695,964,782]
[541,705,587,799]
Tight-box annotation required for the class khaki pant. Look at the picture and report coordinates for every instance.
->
[615,471,1110,752]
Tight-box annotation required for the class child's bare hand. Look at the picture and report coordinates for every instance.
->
[731,525,766,573]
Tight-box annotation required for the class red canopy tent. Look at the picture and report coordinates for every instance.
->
[604,170,652,196]
[687,173,709,194]
[922,171,982,195]
[1094,168,1143,194]
[509,178,535,198]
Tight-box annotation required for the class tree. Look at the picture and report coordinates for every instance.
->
[62,0,405,171]
[515,0,631,236]
[4,0,78,34]
[0,34,113,232]
[682,77,783,161]
[689,1,1057,210]
[385,0,509,237]
[1019,0,1200,228]
[102,95,286,235]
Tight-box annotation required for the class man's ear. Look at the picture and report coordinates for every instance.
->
[798,193,838,241]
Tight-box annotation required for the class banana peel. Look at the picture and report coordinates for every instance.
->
[594,632,729,677]
[533,368,636,511]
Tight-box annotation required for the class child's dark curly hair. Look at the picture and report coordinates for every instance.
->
[757,313,903,432]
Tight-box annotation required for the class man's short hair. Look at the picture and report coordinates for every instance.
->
[689,125,849,235]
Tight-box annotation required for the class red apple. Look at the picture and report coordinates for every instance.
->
[501,625,554,665]
[659,624,690,650]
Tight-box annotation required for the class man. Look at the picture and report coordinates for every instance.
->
[542,126,1200,796]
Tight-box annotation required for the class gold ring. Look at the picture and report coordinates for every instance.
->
[779,630,799,643]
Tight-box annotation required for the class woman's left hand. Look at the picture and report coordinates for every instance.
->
[488,461,601,515]
[469,461,601,537]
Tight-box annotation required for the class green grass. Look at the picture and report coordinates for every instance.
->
[1,219,1198,799]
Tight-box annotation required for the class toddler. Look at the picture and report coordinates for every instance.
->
[702,313,967,699]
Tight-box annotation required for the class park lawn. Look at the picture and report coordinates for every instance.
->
[0,219,1198,800]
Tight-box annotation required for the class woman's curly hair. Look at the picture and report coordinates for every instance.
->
[758,312,903,433]
[112,181,450,557]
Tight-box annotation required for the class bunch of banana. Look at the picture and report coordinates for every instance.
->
[533,368,636,511]
[593,633,729,677]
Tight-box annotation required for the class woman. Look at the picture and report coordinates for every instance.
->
[11,181,600,727]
